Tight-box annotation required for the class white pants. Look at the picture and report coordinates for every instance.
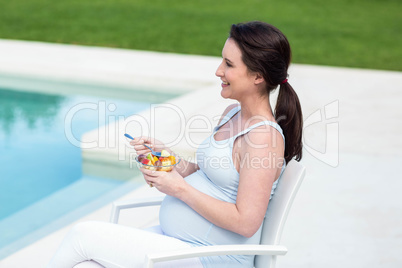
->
[47,221,203,268]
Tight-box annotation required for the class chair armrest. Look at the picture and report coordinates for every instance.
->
[144,244,288,268]
[110,196,164,224]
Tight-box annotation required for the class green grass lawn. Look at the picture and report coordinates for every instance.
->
[0,0,400,71]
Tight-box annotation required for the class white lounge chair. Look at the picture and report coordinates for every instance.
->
[110,160,306,268]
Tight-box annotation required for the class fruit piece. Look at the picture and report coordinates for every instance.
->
[168,155,176,165]
[161,167,171,171]
[154,160,162,171]
[137,154,146,163]
[141,158,151,165]
[141,158,156,170]
[161,150,170,157]
[146,153,157,165]
[153,156,159,164]
[160,157,172,166]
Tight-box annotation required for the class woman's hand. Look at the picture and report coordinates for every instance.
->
[129,136,168,155]
[140,167,187,198]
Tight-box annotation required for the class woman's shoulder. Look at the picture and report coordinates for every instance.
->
[240,123,284,156]
[216,103,240,125]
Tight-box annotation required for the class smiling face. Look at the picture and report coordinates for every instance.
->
[215,38,262,100]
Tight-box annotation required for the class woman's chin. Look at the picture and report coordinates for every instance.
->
[220,88,231,99]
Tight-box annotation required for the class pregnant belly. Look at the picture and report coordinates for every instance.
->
[159,171,215,245]
[159,170,255,246]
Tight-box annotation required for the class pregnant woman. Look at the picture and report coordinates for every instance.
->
[48,21,303,268]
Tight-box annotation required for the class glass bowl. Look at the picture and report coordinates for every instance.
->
[135,154,181,172]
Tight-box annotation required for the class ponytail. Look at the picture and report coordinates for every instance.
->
[275,82,303,163]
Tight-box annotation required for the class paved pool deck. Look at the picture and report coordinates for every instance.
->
[0,40,401,268]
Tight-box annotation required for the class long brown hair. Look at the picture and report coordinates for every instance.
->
[229,21,303,163]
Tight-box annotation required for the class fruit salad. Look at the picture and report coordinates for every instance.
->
[136,150,178,172]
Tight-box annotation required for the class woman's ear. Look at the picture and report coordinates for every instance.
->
[254,73,265,85]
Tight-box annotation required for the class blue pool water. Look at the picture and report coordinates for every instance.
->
[0,87,155,258]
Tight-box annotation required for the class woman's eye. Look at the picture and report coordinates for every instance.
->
[226,61,232,67]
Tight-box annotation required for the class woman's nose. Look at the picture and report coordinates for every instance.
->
[215,62,224,77]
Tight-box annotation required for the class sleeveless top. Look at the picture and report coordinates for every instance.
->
[159,105,286,268]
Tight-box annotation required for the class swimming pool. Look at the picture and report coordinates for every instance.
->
[0,85,175,259]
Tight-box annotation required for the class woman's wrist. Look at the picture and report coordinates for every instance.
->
[176,160,198,177]
[176,180,193,202]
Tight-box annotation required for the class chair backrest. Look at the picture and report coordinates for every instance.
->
[255,160,306,268]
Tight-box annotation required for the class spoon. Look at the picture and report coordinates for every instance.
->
[124,133,161,157]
